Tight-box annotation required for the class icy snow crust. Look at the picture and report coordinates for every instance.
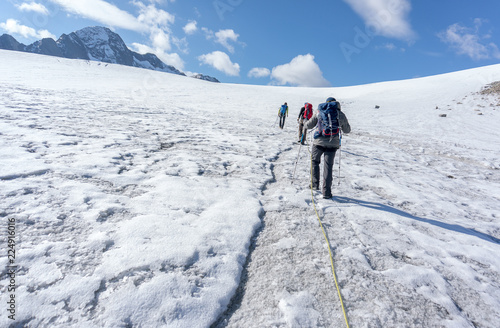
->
[1,50,500,327]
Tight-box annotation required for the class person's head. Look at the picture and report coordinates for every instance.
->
[326,97,336,103]
[284,102,287,105]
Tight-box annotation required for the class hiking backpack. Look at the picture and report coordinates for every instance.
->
[304,103,313,120]
[314,101,340,139]
[280,104,287,115]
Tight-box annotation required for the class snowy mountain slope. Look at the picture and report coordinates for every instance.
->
[0,50,499,328]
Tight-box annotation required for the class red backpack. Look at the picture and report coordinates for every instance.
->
[303,103,313,120]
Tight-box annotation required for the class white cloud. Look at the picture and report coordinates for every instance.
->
[0,19,55,39]
[183,21,197,35]
[342,0,416,41]
[202,28,242,53]
[132,1,184,63]
[201,27,213,39]
[131,42,185,70]
[439,19,500,60]
[149,28,171,52]
[248,67,270,78]
[198,51,240,76]
[135,2,174,28]
[270,54,330,87]
[172,36,189,54]
[215,29,239,53]
[48,0,146,31]
[158,52,184,71]
[131,42,152,54]
[48,0,174,32]
[17,2,49,15]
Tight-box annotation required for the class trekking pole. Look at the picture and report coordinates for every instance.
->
[272,114,279,128]
[291,133,305,183]
[338,131,342,186]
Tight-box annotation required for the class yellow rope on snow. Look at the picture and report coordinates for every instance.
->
[309,146,350,328]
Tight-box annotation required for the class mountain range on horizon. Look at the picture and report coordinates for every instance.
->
[0,26,219,83]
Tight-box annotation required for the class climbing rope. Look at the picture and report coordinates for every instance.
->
[308,143,350,328]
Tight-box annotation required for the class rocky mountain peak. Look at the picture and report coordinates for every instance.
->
[0,26,220,82]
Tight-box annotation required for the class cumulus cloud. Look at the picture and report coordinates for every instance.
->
[130,42,153,55]
[270,54,330,87]
[172,36,189,54]
[149,28,171,52]
[201,27,213,39]
[248,67,271,78]
[132,2,186,62]
[198,51,240,76]
[48,0,146,31]
[0,18,55,39]
[135,1,174,28]
[342,0,416,41]
[183,21,197,35]
[157,52,184,71]
[131,42,185,70]
[202,28,242,53]
[214,29,239,53]
[439,19,500,60]
[17,2,49,15]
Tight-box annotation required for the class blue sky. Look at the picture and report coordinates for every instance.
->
[1,0,500,87]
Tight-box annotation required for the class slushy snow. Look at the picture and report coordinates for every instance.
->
[0,50,499,328]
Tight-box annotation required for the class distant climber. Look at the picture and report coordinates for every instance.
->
[298,102,313,144]
[278,102,288,129]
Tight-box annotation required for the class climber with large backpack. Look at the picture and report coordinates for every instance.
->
[297,102,313,144]
[303,97,351,199]
[278,102,289,129]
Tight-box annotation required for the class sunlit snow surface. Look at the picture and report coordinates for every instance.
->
[1,50,500,327]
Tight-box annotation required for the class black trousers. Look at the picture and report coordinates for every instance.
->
[279,114,286,129]
[311,145,338,197]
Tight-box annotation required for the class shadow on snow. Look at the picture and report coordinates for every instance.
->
[330,196,500,245]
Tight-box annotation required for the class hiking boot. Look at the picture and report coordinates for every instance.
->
[309,184,319,191]
[323,194,332,199]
